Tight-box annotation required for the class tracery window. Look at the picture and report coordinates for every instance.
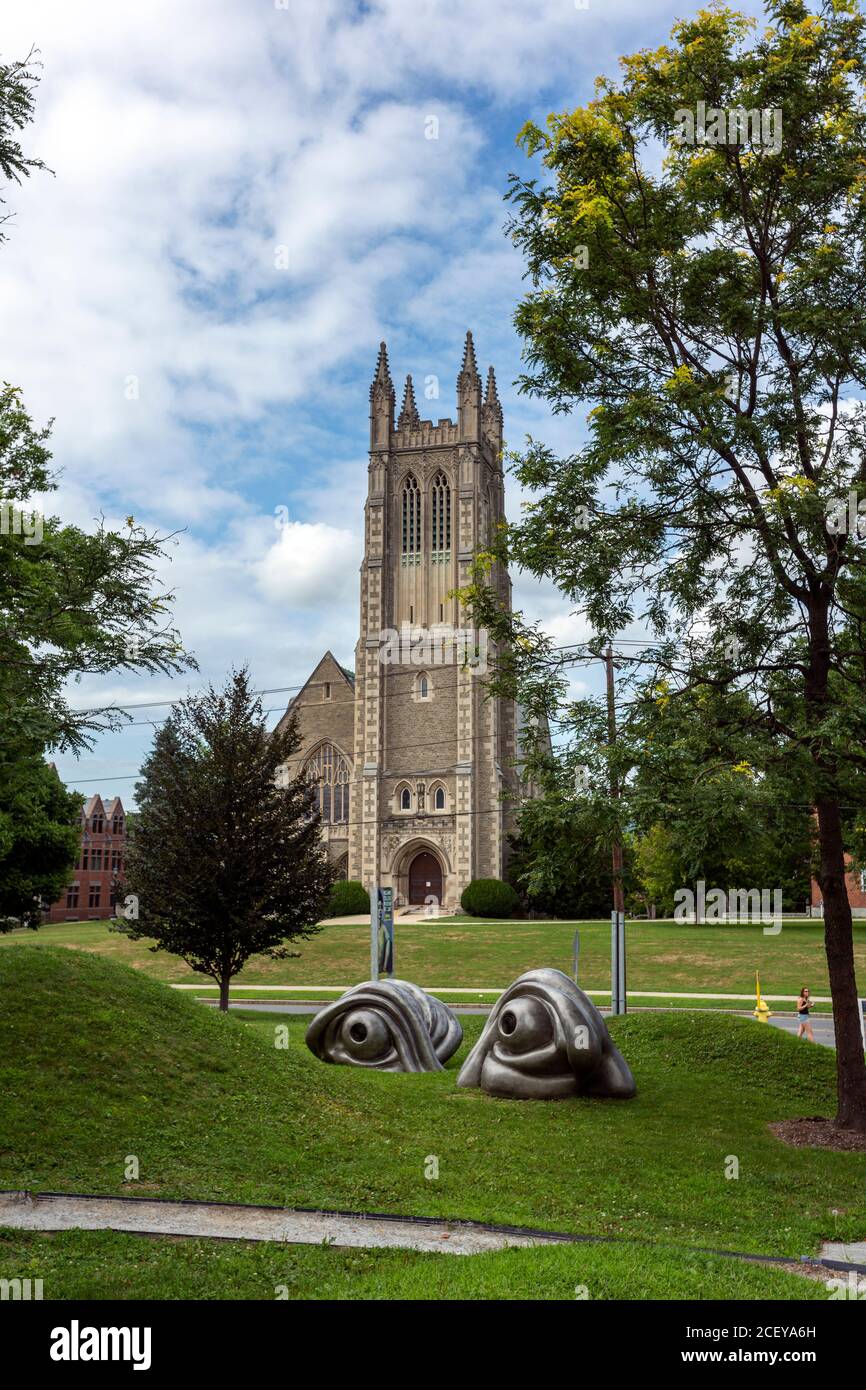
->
[402,474,421,564]
[431,471,451,559]
[305,743,351,824]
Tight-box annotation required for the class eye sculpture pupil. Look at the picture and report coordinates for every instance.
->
[341,1009,388,1060]
[458,968,636,1101]
[497,997,553,1051]
[306,979,463,1073]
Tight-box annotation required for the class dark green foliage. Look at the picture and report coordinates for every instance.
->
[118,669,334,1007]
[326,879,370,917]
[460,878,520,918]
[506,797,637,918]
[0,756,79,928]
[0,48,49,241]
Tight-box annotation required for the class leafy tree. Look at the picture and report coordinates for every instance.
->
[0,51,193,928]
[0,383,194,754]
[0,756,80,928]
[506,795,636,918]
[626,683,813,911]
[119,670,334,1010]
[0,47,49,241]
[467,0,866,1127]
[632,824,681,917]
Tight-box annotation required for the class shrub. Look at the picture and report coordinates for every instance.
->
[460,878,520,919]
[325,879,370,918]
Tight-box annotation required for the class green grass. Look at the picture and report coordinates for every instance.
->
[1,914,856,1009]
[1,945,863,1280]
[0,1227,827,1300]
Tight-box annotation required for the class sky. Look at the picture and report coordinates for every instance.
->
[0,0,766,805]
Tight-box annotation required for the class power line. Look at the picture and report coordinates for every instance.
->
[62,639,648,717]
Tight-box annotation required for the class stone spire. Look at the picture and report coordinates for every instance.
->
[456,330,482,440]
[460,329,479,379]
[398,373,420,429]
[484,365,502,422]
[369,340,395,448]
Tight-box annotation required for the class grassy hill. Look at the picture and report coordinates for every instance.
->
[0,1228,828,1301]
[0,945,862,1298]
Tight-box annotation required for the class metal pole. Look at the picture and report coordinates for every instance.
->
[605,644,627,1014]
[370,884,379,982]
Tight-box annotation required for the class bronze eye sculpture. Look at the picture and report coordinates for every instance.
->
[305,978,463,1073]
[457,968,636,1100]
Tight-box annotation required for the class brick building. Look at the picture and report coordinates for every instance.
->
[43,794,127,922]
[274,334,541,911]
[811,863,866,918]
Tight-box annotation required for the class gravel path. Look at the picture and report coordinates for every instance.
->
[0,1191,556,1256]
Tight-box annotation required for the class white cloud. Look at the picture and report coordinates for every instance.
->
[1,0,694,795]
[255,519,359,608]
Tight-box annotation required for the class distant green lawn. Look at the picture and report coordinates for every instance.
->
[0,946,863,1300]
[0,914,855,1009]
[0,1228,827,1301]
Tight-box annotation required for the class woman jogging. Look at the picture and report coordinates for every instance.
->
[797,986,815,1042]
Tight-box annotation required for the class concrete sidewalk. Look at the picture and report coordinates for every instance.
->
[171,983,832,1004]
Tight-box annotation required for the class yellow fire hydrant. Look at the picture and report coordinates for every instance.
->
[753,970,772,1022]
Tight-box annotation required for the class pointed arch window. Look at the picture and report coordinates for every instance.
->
[431,471,451,561]
[399,786,412,811]
[305,743,351,824]
[433,785,446,811]
[402,474,421,566]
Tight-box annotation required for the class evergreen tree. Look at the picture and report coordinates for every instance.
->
[119,669,334,1010]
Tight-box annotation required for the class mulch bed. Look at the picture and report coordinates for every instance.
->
[769,1117,866,1152]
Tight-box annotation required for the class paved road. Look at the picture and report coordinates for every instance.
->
[206,998,839,1046]
[768,1014,836,1049]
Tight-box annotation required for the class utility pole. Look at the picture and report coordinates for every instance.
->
[605,644,627,1014]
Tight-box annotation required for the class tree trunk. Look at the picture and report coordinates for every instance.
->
[807,595,866,1132]
[815,795,866,1132]
[219,974,230,1012]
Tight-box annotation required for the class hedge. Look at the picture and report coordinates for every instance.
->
[460,878,521,919]
[326,879,370,917]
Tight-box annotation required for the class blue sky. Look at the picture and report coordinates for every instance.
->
[0,0,767,805]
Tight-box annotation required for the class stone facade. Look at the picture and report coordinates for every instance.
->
[275,334,524,911]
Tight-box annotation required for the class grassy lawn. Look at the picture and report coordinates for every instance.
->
[0,944,863,1304]
[0,1228,828,1301]
[0,914,857,1009]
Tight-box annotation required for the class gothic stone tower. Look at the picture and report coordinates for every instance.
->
[348,333,519,910]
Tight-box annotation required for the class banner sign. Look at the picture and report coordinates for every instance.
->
[376,886,394,978]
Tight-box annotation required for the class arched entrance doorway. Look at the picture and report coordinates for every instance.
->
[408,851,443,906]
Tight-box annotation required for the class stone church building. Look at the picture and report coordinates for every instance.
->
[275,333,532,911]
